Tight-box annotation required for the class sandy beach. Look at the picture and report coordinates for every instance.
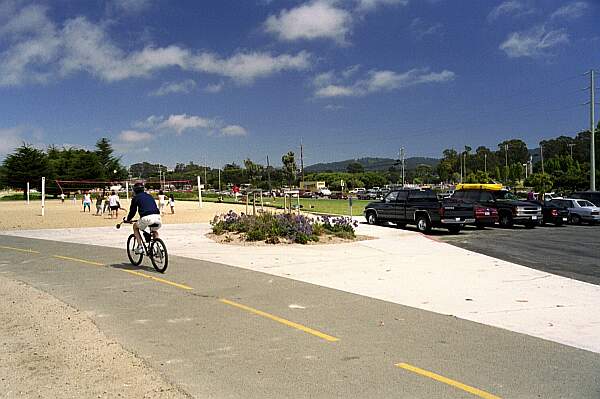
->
[0,199,249,231]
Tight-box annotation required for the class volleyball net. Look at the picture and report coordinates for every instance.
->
[53,179,193,195]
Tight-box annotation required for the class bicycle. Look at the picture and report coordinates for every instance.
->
[116,219,169,273]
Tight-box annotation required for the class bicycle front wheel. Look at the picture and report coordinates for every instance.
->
[127,234,143,266]
[149,238,168,273]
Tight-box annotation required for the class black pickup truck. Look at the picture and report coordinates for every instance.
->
[452,188,542,228]
[363,189,474,234]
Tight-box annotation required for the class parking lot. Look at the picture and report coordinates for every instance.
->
[439,224,600,286]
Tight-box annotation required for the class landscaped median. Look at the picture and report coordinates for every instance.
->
[209,210,360,244]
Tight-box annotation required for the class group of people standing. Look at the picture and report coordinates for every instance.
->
[65,189,175,218]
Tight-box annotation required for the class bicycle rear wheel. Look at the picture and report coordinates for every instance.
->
[149,238,168,273]
[127,234,143,266]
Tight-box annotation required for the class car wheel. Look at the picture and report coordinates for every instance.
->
[571,214,582,225]
[447,225,461,234]
[366,211,378,225]
[416,214,432,233]
[498,213,514,228]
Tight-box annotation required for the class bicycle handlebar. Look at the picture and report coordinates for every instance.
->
[116,218,137,229]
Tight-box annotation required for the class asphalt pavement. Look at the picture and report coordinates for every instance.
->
[1,235,599,398]
[439,224,600,286]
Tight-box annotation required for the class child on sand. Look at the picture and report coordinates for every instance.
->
[82,192,92,212]
[158,190,166,215]
[95,195,103,216]
[109,191,120,219]
[169,193,175,214]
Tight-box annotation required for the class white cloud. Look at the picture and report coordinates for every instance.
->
[188,51,311,84]
[0,127,26,155]
[409,18,443,40]
[264,1,352,44]
[500,25,569,58]
[220,125,248,136]
[550,2,588,21]
[149,79,196,96]
[159,114,216,135]
[205,82,224,93]
[0,4,312,87]
[119,130,153,142]
[111,0,154,14]
[313,67,455,97]
[134,114,247,137]
[355,0,408,12]
[324,104,345,110]
[488,1,535,21]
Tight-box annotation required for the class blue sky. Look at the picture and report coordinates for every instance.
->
[1,0,598,167]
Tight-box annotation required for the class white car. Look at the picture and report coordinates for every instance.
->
[551,198,600,225]
[318,188,332,197]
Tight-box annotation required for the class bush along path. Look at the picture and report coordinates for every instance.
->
[210,211,358,244]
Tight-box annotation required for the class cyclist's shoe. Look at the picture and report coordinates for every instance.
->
[135,246,144,255]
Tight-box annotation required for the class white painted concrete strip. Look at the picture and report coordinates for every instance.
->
[3,222,600,353]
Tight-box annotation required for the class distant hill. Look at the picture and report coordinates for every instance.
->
[304,157,439,173]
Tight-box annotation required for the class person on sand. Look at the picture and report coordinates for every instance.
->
[95,194,103,216]
[103,192,110,214]
[109,191,120,219]
[158,190,166,215]
[82,192,92,213]
[60,193,65,204]
[169,193,175,214]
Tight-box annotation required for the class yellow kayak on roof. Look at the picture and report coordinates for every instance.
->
[455,183,503,191]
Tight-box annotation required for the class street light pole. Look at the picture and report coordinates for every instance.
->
[590,69,596,190]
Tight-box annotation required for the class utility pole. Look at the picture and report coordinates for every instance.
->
[590,69,596,190]
[399,147,405,187]
[463,152,467,178]
[218,168,221,191]
[266,155,272,192]
[568,143,575,158]
[540,144,545,175]
[300,139,304,185]
[484,153,487,174]
[504,144,509,168]
[459,151,463,183]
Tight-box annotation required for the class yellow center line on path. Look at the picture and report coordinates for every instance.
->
[395,363,502,399]
[0,245,40,254]
[121,270,193,291]
[219,298,339,342]
[52,255,105,266]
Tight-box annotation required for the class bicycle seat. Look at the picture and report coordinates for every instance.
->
[149,223,160,228]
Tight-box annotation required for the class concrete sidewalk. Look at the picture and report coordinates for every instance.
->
[3,220,600,354]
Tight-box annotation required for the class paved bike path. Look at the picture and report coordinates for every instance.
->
[1,235,599,398]
[4,221,600,355]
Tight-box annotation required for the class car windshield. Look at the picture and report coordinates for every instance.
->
[494,191,519,200]
[577,200,594,207]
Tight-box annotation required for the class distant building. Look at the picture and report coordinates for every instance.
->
[300,181,326,192]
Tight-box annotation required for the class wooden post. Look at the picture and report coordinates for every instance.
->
[245,194,249,215]
[252,192,256,216]
[41,177,45,217]
[26,182,30,204]
[260,190,264,212]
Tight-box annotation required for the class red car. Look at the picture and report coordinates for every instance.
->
[474,205,498,229]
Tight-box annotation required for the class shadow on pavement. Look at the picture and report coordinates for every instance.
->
[108,262,158,274]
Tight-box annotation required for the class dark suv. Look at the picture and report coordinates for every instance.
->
[571,191,600,207]
[452,189,542,228]
[363,189,474,234]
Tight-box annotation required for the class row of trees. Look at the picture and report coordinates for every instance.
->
[2,126,598,195]
[0,139,127,194]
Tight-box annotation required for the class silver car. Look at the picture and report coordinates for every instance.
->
[551,198,600,225]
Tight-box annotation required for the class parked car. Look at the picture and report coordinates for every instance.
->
[550,198,600,225]
[318,187,332,197]
[571,191,600,207]
[473,205,499,229]
[363,189,474,234]
[452,187,542,228]
[329,191,347,199]
[528,200,569,226]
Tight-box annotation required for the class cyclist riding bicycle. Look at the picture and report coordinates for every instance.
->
[126,183,162,254]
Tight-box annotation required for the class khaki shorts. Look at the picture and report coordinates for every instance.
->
[138,214,162,231]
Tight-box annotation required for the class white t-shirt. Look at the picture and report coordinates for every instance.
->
[158,194,166,204]
[83,194,91,203]
[109,194,119,207]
